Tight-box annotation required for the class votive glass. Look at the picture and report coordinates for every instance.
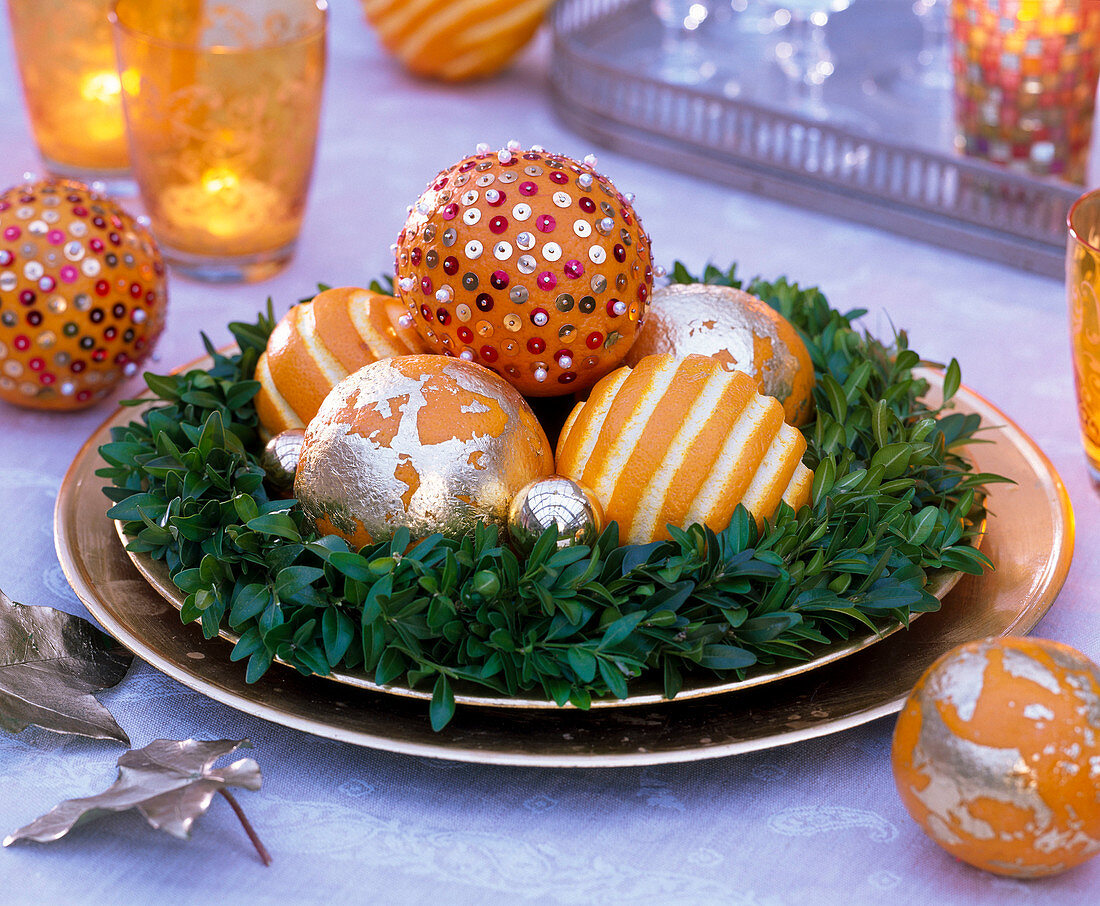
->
[110,0,327,282]
[7,0,131,191]
[952,0,1100,184]
[1066,189,1100,484]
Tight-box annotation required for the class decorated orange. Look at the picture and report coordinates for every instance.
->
[295,355,554,546]
[254,286,427,436]
[0,178,166,410]
[892,636,1100,878]
[394,144,653,397]
[555,353,813,544]
[625,283,816,425]
[361,0,553,81]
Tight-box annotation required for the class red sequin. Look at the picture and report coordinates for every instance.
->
[527,337,546,354]
[586,332,604,349]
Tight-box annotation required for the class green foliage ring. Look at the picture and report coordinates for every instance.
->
[98,265,1002,730]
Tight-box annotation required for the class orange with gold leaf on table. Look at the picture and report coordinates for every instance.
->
[0,178,166,411]
[625,283,816,426]
[254,286,427,436]
[294,354,554,546]
[394,145,653,397]
[556,353,813,545]
[892,636,1100,878]
[361,0,554,81]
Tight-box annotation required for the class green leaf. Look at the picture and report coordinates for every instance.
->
[430,675,455,731]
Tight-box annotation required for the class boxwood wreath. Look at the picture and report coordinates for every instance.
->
[99,264,1004,730]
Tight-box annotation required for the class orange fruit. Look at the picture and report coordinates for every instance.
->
[0,178,167,411]
[361,0,554,82]
[254,286,426,435]
[295,355,554,546]
[892,636,1100,878]
[555,353,813,544]
[394,145,653,397]
[625,284,815,425]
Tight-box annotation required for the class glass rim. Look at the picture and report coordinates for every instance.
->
[108,0,327,55]
[1068,188,1100,255]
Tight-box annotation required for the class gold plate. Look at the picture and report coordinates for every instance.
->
[55,374,1073,766]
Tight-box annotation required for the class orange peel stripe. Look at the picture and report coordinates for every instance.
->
[312,288,374,373]
[686,395,784,530]
[782,463,814,512]
[254,352,303,434]
[266,307,339,424]
[607,357,712,540]
[740,422,807,524]
[629,367,751,543]
[555,367,630,476]
[645,371,757,541]
[579,356,680,508]
[349,295,407,359]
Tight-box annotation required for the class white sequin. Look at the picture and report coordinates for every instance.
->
[476,173,496,187]
[516,232,536,251]
[464,240,484,260]
[573,220,592,238]
[542,242,562,262]
[517,255,536,275]
[23,261,44,280]
[553,191,572,208]
[80,258,101,277]
[462,208,482,226]
[512,203,532,221]
[588,246,607,264]
[461,189,480,205]
[493,241,513,261]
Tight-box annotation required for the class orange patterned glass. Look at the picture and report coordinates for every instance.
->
[7,0,130,188]
[952,0,1100,183]
[110,0,327,282]
[1067,190,1100,483]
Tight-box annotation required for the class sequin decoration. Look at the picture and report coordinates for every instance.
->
[0,178,167,411]
[395,146,653,396]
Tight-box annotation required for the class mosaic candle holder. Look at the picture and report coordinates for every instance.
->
[951,0,1100,183]
[7,0,130,190]
[109,0,327,282]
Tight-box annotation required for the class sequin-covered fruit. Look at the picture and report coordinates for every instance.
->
[0,178,166,411]
[255,286,427,436]
[295,355,554,547]
[555,353,813,544]
[625,283,815,425]
[361,0,553,81]
[892,636,1100,878]
[395,146,653,397]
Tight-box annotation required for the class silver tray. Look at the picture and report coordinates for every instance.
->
[549,0,1081,277]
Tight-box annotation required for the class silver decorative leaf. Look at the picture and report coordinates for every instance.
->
[4,738,263,846]
[0,588,132,742]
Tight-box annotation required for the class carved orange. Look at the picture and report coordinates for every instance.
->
[555,353,813,544]
[254,286,426,436]
[892,636,1100,877]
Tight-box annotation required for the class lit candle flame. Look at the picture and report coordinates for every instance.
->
[80,72,122,105]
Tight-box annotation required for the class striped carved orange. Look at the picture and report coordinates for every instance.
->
[254,286,427,436]
[555,354,813,544]
[361,0,553,81]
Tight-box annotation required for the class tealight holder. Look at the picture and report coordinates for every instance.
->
[109,0,328,282]
[951,0,1100,183]
[7,0,131,192]
[1067,188,1100,485]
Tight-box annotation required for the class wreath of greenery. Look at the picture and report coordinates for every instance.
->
[98,264,1003,729]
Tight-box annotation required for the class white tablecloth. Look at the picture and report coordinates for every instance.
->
[1,3,1097,903]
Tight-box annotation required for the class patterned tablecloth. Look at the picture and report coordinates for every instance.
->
[1,3,1097,903]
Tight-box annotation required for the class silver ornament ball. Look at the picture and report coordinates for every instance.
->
[261,429,305,495]
[508,476,604,555]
